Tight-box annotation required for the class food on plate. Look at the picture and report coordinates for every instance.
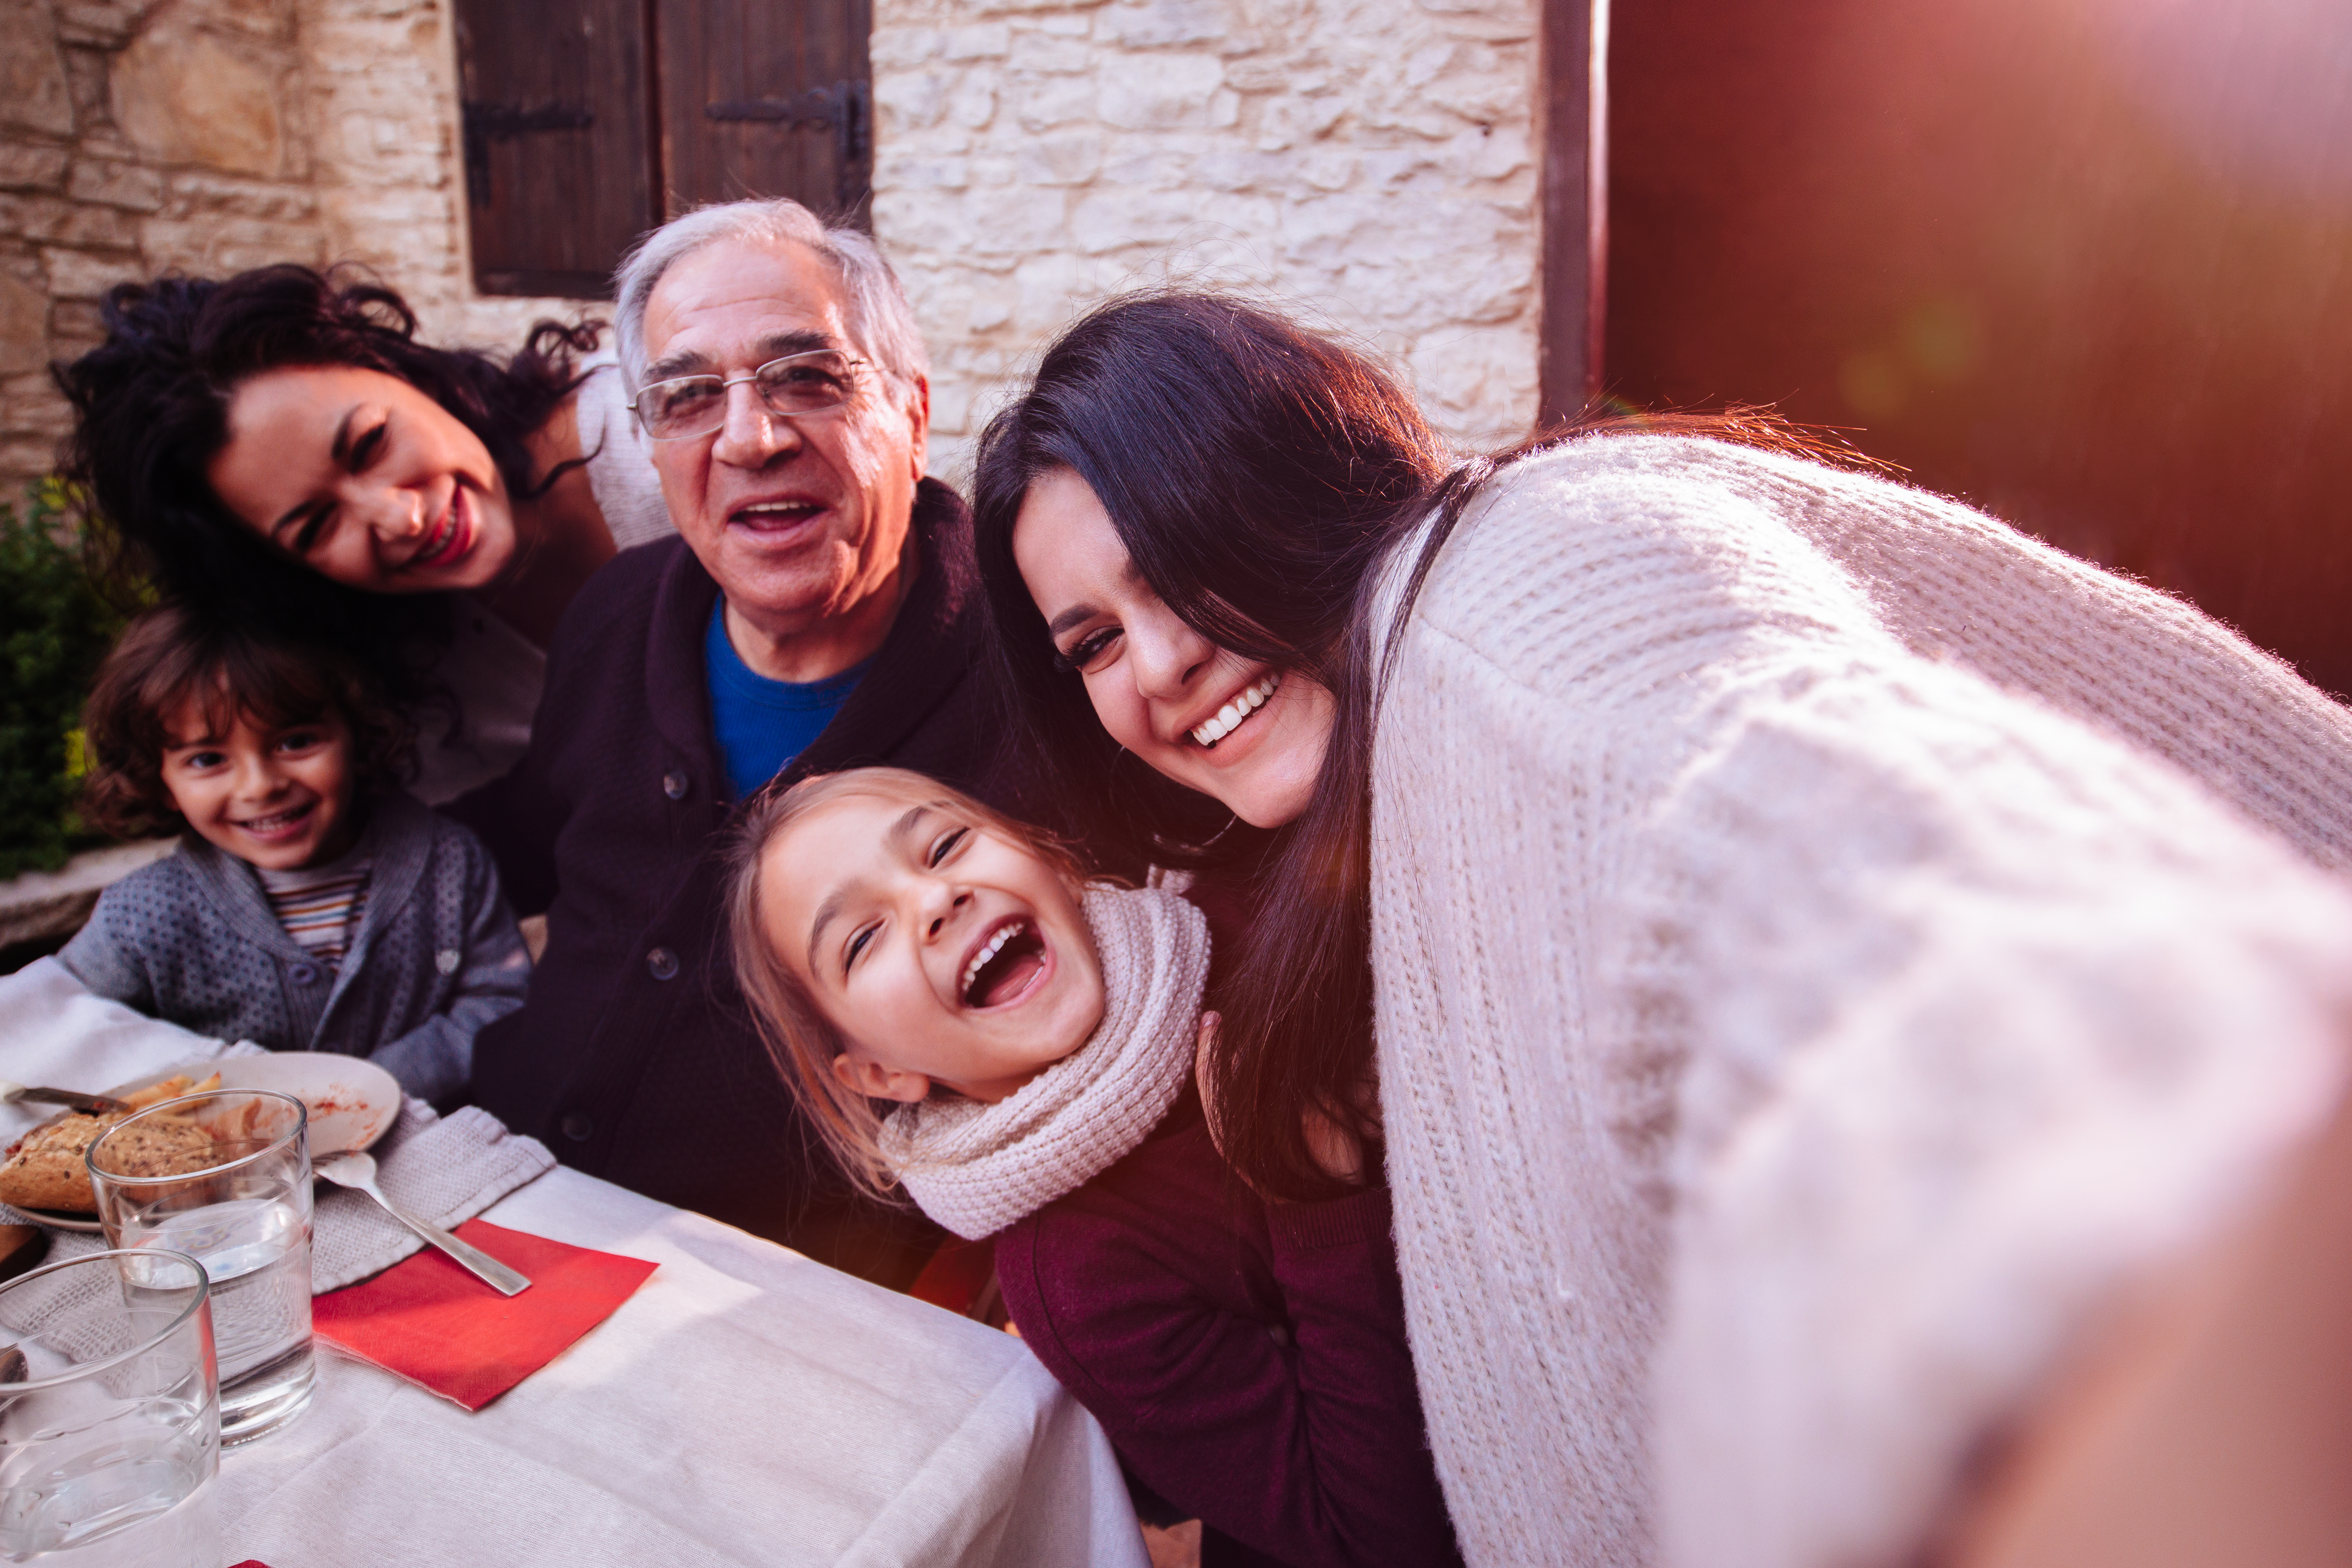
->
[0,1072,221,1215]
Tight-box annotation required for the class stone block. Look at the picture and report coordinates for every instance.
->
[875,154,973,192]
[871,28,939,73]
[0,273,51,378]
[0,193,140,249]
[200,0,297,42]
[113,22,288,177]
[0,2,78,138]
[1189,146,1284,192]
[47,298,105,352]
[40,246,141,302]
[54,2,152,50]
[0,375,74,434]
[968,0,1110,14]
[1012,134,1101,187]
[1412,0,1535,44]
[1070,183,1274,254]
[964,187,1082,257]
[877,70,952,134]
[943,23,1013,59]
[1016,75,1097,132]
[138,213,323,275]
[870,189,975,258]
[1096,50,1226,131]
[66,159,165,211]
[1406,321,1538,441]
[1097,0,1230,48]
[1255,92,1349,150]
[0,146,72,195]
[1008,31,1091,71]
[159,173,315,222]
[1100,143,1205,190]
[948,77,997,129]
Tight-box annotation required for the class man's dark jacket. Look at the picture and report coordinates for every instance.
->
[447,480,998,1284]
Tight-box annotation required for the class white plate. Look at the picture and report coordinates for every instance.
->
[14,1053,403,1232]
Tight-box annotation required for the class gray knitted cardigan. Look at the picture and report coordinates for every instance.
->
[58,791,529,1103]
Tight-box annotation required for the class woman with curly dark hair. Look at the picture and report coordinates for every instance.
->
[54,265,673,800]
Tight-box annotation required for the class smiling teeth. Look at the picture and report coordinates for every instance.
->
[1191,673,1280,747]
[240,807,305,832]
[962,921,1025,996]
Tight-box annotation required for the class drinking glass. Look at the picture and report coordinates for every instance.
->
[0,1247,219,1567]
[88,1090,314,1445]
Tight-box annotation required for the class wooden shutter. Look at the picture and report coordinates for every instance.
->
[453,0,660,298]
[658,0,875,227]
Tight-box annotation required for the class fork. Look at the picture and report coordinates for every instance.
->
[314,1151,530,1297]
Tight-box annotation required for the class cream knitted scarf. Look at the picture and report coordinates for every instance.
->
[878,883,1210,1240]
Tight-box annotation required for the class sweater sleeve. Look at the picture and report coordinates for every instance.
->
[997,1170,1461,1568]
[54,879,159,1012]
[365,832,532,1104]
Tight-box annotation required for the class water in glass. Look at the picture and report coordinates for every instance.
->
[0,1402,218,1567]
[136,1198,315,1441]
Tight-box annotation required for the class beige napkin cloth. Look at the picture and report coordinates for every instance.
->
[309,1098,555,1292]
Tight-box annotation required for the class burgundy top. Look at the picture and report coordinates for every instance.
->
[994,1090,1461,1568]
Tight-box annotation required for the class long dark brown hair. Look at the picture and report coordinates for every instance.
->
[52,264,600,674]
[972,290,1880,1200]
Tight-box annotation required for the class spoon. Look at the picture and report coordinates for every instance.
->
[314,1151,530,1297]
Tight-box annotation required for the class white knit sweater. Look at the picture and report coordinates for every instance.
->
[1364,436,2352,1568]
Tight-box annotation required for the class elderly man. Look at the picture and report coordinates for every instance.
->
[450,199,996,1284]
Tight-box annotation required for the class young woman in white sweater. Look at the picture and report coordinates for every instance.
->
[968,292,2352,1568]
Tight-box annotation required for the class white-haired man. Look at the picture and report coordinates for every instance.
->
[451,200,997,1285]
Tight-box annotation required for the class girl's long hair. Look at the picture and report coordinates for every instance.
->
[52,264,600,686]
[971,290,1879,1200]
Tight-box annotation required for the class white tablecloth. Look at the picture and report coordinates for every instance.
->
[1,959,1148,1568]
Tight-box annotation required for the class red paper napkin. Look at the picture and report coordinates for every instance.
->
[312,1219,657,1411]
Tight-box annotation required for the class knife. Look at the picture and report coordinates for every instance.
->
[0,1081,129,1116]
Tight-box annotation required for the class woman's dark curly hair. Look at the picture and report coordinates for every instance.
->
[81,599,416,842]
[52,264,600,660]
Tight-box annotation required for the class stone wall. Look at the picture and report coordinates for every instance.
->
[869,0,1543,481]
[0,0,578,506]
[0,0,1544,502]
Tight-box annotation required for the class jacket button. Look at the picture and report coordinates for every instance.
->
[560,1113,592,1142]
[646,946,679,980]
[662,770,690,800]
[288,962,318,985]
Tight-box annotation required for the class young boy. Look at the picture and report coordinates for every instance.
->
[59,602,529,1103]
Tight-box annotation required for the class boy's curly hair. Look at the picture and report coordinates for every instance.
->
[81,601,415,841]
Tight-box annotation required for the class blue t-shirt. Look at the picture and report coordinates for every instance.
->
[704,599,870,800]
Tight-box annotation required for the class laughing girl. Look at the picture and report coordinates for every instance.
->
[727,766,1460,1568]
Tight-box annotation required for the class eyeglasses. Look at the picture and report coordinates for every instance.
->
[629,349,868,441]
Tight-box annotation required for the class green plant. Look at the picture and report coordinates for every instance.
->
[0,480,126,879]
